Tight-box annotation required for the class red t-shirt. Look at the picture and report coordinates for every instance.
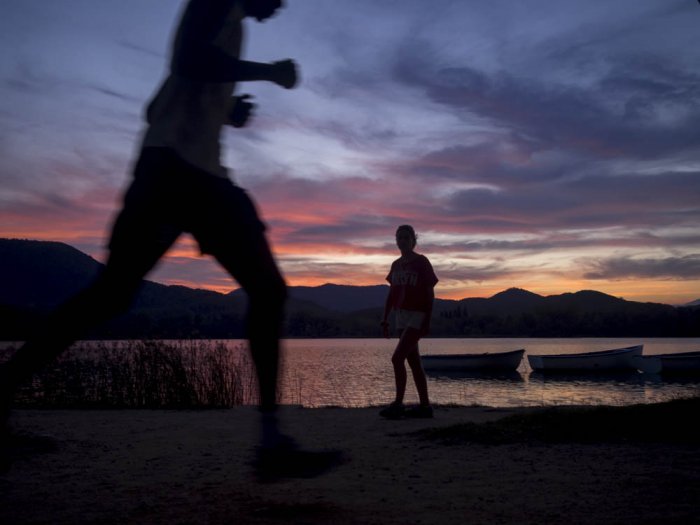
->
[386,254,438,312]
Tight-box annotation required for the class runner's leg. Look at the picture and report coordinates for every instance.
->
[213,238,287,413]
[197,180,343,478]
[213,234,347,480]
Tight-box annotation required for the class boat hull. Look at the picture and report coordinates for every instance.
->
[421,349,524,371]
[635,350,700,375]
[527,345,643,372]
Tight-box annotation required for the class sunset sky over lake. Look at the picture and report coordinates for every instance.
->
[1,0,699,304]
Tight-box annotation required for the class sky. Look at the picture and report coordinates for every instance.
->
[1,0,699,305]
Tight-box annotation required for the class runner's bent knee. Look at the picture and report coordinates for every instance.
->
[248,273,287,310]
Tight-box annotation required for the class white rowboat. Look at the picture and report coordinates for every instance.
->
[527,345,643,372]
[421,349,524,372]
[634,350,700,375]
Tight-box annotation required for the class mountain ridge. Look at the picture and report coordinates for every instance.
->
[1,238,698,338]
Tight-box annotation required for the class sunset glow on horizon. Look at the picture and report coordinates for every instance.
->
[1,1,699,305]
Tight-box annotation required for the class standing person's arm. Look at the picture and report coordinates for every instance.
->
[382,288,394,338]
[382,263,396,338]
[420,287,435,337]
[420,256,438,337]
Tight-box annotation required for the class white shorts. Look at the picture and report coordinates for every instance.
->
[395,309,426,331]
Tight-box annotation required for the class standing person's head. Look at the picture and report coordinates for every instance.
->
[395,224,417,256]
[242,0,284,22]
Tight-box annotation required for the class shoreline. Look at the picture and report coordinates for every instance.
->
[2,402,698,524]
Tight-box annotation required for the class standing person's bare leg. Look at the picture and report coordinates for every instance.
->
[406,348,430,406]
[391,339,411,404]
[393,329,422,402]
[405,342,433,418]
[380,329,420,419]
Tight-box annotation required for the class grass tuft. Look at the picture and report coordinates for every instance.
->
[417,396,700,445]
[3,340,258,409]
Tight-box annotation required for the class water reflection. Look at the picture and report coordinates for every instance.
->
[425,369,524,382]
[3,338,699,408]
[528,370,700,386]
[633,374,700,386]
[281,338,700,408]
[527,370,645,385]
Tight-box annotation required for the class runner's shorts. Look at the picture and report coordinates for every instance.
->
[109,147,266,258]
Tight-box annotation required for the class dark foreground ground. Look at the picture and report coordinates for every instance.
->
[2,398,699,524]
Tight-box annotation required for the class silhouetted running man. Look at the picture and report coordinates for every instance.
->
[0,0,340,479]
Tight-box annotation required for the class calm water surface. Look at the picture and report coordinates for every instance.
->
[3,338,699,408]
[274,338,700,408]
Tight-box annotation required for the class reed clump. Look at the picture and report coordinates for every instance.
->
[6,340,258,408]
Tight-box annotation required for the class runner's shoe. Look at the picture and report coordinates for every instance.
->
[253,437,343,482]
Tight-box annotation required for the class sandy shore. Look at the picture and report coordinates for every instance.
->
[2,405,698,524]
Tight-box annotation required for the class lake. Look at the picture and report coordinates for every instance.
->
[3,338,699,409]
[279,338,700,408]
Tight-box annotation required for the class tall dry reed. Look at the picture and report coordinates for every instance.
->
[5,340,259,408]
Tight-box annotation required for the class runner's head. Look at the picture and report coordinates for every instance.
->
[242,0,284,22]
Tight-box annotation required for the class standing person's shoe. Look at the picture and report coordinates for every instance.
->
[404,404,434,419]
[379,402,405,420]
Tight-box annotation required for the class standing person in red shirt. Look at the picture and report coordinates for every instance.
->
[380,225,438,419]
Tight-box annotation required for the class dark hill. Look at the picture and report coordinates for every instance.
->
[1,238,698,339]
[483,288,545,313]
[0,238,247,339]
[432,287,691,337]
[247,283,388,313]
[0,239,102,308]
[547,290,628,312]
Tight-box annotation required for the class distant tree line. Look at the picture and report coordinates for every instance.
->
[430,305,700,338]
[4,301,698,340]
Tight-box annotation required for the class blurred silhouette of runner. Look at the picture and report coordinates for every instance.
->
[380,225,438,419]
[1,0,340,479]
